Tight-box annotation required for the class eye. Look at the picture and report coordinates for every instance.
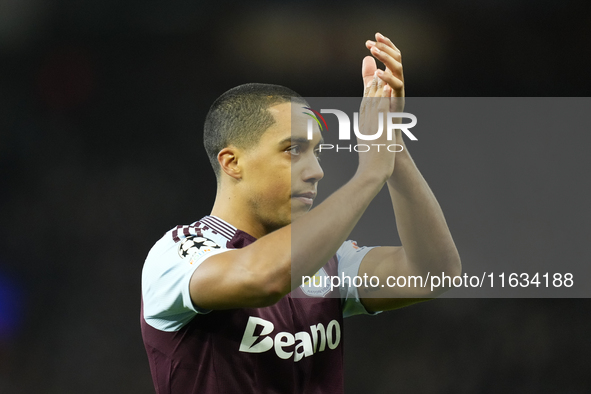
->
[314,149,322,162]
[287,145,301,155]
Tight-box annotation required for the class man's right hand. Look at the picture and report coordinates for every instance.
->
[356,33,406,183]
[356,67,396,183]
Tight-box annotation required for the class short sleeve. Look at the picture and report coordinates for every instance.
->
[142,232,230,332]
[337,240,382,318]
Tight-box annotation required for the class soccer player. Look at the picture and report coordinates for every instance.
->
[141,33,461,393]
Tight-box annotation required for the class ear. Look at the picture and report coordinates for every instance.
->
[217,146,242,181]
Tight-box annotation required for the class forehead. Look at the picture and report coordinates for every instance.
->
[263,101,322,143]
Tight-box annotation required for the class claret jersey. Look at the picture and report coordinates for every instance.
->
[141,216,377,394]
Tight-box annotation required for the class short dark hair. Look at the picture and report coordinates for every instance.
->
[203,83,306,178]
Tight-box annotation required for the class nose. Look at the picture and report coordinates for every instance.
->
[302,154,324,184]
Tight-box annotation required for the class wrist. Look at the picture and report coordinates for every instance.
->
[352,168,389,189]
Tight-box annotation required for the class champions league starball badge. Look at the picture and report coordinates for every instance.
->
[178,236,220,258]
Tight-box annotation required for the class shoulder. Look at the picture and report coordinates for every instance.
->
[141,216,238,331]
[145,216,235,267]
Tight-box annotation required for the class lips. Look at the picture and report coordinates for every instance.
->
[292,191,316,205]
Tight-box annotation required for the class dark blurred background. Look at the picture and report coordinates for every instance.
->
[1,1,590,393]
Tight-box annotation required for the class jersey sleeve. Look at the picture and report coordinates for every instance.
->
[337,240,383,318]
[142,232,230,332]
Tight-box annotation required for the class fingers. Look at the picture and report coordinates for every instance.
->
[366,33,401,59]
[363,71,378,97]
[377,74,392,98]
[361,56,377,89]
[366,42,403,82]
[365,33,404,88]
[375,32,401,54]
[377,69,403,95]
[365,39,400,63]
[363,71,390,98]
[360,72,390,139]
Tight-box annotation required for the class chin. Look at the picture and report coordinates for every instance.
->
[290,208,310,222]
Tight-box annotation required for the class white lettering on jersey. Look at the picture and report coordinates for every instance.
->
[274,332,295,360]
[294,332,314,362]
[327,320,341,350]
[239,316,340,361]
[310,323,326,352]
[239,316,274,353]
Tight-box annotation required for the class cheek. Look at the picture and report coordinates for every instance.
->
[246,155,291,198]
[264,173,291,198]
[246,167,289,199]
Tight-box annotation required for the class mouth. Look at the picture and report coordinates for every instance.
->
[291,191,316,206]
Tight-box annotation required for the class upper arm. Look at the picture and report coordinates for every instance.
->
[357,246,436,313]
[142,234,289,331]
[142,230,286,332]
[188,246,287,310]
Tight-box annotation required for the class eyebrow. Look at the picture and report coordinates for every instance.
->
[279,136,325,146]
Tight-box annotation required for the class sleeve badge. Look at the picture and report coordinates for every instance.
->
[178,236,221,259]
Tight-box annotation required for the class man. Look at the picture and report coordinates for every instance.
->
[141,33,461,393]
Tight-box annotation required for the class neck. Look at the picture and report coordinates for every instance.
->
[210,186,268,239]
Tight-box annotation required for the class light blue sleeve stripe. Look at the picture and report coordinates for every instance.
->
[337,241,382,318]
